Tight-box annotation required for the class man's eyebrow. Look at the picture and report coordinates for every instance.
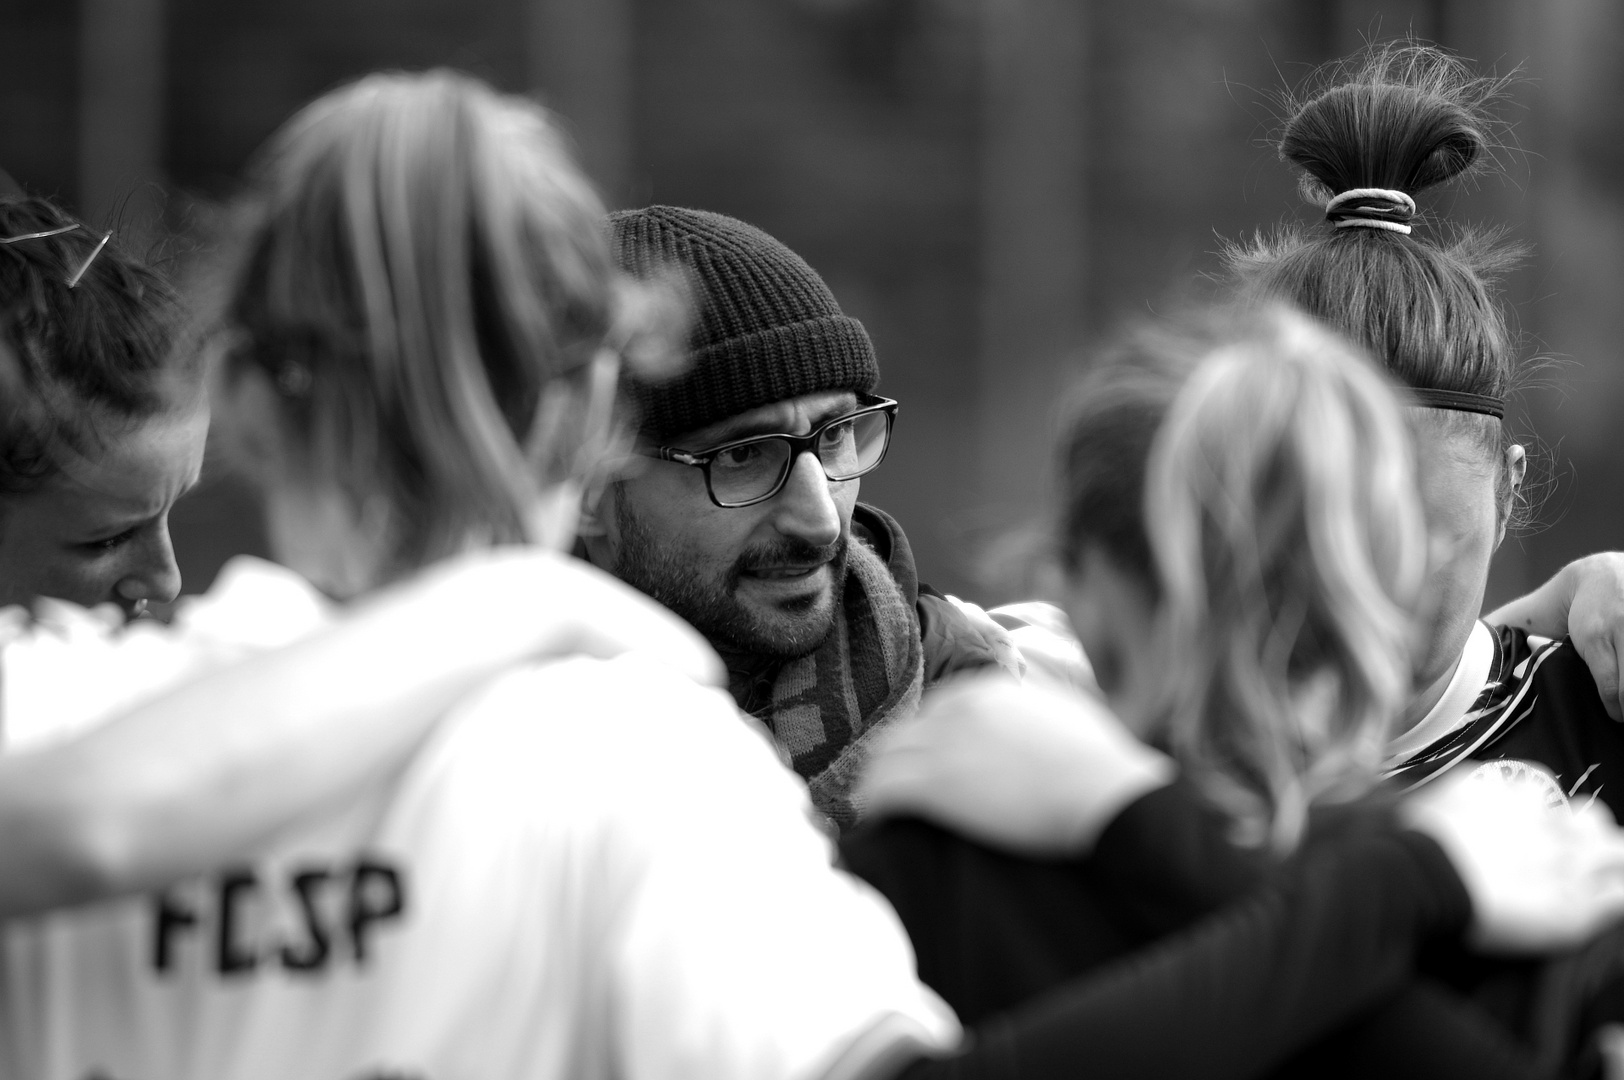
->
[809,397,859,421]
[702,417,775,441]
[691,410,798,444]
[686,395,859,446]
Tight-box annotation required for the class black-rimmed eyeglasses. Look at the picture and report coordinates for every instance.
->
[646,396,898,508]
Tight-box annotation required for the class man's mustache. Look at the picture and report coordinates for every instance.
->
[731,534,847,580]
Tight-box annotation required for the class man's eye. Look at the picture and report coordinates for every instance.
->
[818,419,856,447]
[716,444,764,468]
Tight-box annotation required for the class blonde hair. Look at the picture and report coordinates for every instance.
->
[1058,306,1425,852]
[217,70,637,579]
[1146,308,1425,850]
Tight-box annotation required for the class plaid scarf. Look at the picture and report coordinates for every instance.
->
[747,536,923,831]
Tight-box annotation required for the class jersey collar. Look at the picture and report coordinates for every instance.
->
[1385,619,1498,766]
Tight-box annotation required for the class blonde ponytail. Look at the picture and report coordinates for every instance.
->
[1144,307,1425,851]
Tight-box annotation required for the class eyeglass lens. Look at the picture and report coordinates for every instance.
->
[710,409,890,505]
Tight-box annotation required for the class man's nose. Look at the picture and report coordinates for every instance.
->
[768,451,842,548]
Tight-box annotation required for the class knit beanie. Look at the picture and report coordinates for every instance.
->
[610,206,880,440]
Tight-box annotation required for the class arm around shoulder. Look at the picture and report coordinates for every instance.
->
[885,827,1470,1080]
[0,549,722,917]
[1485,553,1624,719]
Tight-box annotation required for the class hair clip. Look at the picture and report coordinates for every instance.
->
[65,231,112,289]
[0,223,81,245]
[0,223,113,288]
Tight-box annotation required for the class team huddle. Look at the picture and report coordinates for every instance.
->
[6,40,1624,1080]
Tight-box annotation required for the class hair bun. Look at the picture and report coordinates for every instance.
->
[1277,43,1508,215]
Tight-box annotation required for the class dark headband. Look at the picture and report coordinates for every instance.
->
[1409,386,1505,420]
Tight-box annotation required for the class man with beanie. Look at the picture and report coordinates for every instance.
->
[579,206,1064,829]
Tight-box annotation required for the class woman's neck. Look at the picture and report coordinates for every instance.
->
[1394,651,1464,737]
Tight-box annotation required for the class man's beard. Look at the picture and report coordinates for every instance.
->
[611,500,847,660]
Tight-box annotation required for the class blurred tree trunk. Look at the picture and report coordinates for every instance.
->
[525,0,635,206]
[79,0,167,246]
[1514,0,1624,587]
[1330,0,1447,50]
[975,0,1088,564]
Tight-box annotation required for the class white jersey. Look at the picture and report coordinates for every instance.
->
[0,560,958,1080]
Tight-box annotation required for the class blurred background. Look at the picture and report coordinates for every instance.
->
[2,0,1620,607]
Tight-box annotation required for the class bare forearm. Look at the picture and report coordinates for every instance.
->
[1484,553,1624,719]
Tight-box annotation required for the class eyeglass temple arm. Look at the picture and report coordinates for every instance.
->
[654,447,706,466]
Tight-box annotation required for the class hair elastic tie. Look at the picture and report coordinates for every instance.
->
[1409,386,1505,420]
[1325,188,1416,235]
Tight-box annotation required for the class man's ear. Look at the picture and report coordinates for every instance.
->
[576,477,613,540]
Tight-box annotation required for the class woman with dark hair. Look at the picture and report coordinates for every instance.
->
[0,197,201,617]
